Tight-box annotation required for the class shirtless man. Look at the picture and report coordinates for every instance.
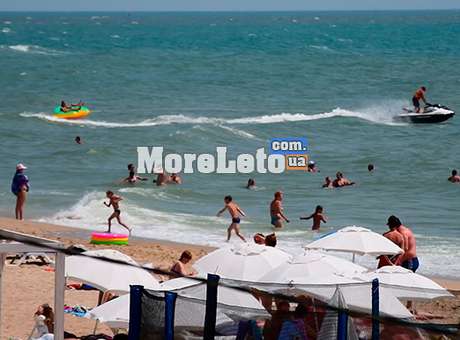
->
[154,169,171,186]
[300,205,327,231]
[270,191,290,228]
[412,86,427,113]
[170,250,197,277]
[104,191,131,234]
[333,172,355,188]
[217,195,246,242]
[378,218,406,268]
[388,215,419,272]
[169,173,182,184]
[448,169,460,183]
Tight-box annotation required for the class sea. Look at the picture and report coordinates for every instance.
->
[0,11,459,278]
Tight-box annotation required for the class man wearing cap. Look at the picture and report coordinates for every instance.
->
[11,163,30,220]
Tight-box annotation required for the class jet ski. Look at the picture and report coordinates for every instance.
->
[394,103,455,124]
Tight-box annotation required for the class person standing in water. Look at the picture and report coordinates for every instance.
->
[11,163,29,220]
[217,195,247,242]
[300,205,327,231]
[104,191,132,235]
[412,86,427,113]
[270,191,290,228]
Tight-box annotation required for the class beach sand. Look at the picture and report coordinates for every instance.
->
[0,217,458,338]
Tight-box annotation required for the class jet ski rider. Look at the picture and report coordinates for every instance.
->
[412,86,427,113]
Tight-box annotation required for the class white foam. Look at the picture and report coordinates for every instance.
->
[1,27,11,33]
[110,34,120,39]
[7,44,65,56]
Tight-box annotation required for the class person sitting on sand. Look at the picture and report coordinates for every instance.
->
[378,219,406,268]
[123,164,148,184]
[34,303,54,335]
[270,191,290,228]
[322,176,333,188]
[104,191,132,235]
[170,250,197,277]
[307,161,318,173]
[253,233,265,245]
[217,195,246,242]
[448,169,460,183]
[11,163,29,220]
[246,178,256,189]
[300,205,327,231]
[265,233,277,247]
[332,172,355,188]
[169,173,182,184]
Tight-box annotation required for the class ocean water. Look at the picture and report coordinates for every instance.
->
[0,11,459,278]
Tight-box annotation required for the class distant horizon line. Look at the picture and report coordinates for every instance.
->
[1,8,460,13]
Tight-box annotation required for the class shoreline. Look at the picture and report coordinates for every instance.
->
[1,216,459,286]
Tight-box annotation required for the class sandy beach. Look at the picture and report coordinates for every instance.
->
[0,217,458,339]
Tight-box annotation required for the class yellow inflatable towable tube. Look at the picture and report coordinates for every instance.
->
[53,106,91,120]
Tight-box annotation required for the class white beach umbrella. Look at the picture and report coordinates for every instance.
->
[161,277,268,314]
[327,285,413,319]
[193,243,291,281]
[305,226,403,260]
[354,266,454,301]
[88,277,268,329]
[66,249,160,294]
[258,250,367,285]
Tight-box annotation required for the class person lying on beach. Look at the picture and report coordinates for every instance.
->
[170,250,197,277]
[253,233,265,244]
[448,169,460,183]
[332,172,355,188]
[270,191,290,228]
[104,191,132,235]
[300,205,327,231]
[60,100,83,112]
[123,164,148,184]
[322,176,333,188]
[217,195,247,242]
[246,178,256,189]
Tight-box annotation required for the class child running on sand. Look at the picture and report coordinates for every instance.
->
[104,191,132,235]
[300,205,327,231]
[217,195,246,242]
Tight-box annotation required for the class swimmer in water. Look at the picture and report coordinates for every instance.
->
[104,191,131,235]
[322,176,333,188]
[169,173,182,184]
[123,164,147,184]
[368,164,374,172]
[300,205,327,231]
[246,178,256,189]
[217,195,246,242]
[448,169,460,183]
[75,136,82,144]
[307,161,318,173]
[332,172,355,188]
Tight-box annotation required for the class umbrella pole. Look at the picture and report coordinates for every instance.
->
[93,320,99,334]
